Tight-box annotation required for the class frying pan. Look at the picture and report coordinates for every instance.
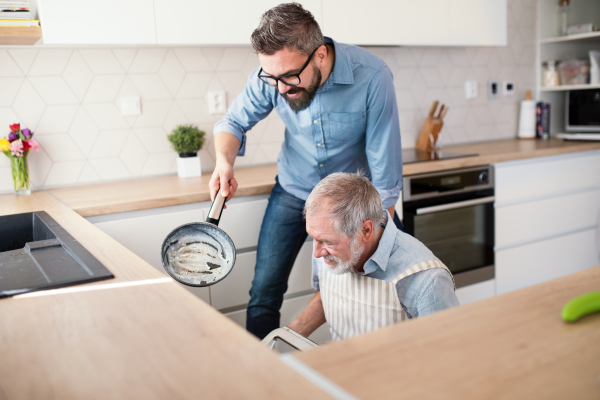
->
[161,190,236,287]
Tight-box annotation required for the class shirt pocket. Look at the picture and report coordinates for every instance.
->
[326,111,366,143]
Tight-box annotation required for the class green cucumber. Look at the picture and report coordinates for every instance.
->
[562,291,600,322]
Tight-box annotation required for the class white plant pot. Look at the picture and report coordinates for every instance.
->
[177,154,201,178]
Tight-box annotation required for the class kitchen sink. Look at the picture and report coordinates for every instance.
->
[0,211,114,298]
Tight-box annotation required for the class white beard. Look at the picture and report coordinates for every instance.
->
[324,236,365,275]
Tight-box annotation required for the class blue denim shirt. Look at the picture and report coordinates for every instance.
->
[214,37,402,209]
[312,211,460,318]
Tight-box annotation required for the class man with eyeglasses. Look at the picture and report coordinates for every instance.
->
[210,2,402,339]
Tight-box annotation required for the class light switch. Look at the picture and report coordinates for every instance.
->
[464,80,478,99]
[208,91,226,114]
[120,97,141,116]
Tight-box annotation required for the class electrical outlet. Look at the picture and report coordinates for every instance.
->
[488,79,499,99]
[120,97,141,116]
[208,91,226,114]
[503,81,515,96]
[464,80,478,99]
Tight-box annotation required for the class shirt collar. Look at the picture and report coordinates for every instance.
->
[360,210,396,275]
[323,37,354,86]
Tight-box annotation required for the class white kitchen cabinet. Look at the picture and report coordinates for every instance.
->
[154,0,323,45]
[88,202,210,303]
[322,0,505,46]
[455,279,495,305]
[494,150,600,295]
[39,0,157,44]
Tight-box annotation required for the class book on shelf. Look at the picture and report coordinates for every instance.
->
[0,19,38,26]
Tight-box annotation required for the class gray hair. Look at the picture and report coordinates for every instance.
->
[304,172,384,238]
[250,3,324,56]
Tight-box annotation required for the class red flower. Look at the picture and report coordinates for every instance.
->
[22,140,30,152]
[10,123,20,132]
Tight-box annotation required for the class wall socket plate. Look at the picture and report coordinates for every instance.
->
[464,80,478,99]
[503,81,515,96]
[120,97,141,116]
[487,79,500,99]
[208,91,226,114]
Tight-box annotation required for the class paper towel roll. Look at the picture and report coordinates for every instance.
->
[518,100,536,139]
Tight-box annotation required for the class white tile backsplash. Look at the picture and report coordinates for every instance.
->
[0,0,536,193]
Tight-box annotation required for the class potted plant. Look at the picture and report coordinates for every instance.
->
[1,123,40,195]
[167,124,206,178]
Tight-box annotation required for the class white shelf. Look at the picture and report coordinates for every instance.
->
[540,83,600,92]
[541,31,600,44]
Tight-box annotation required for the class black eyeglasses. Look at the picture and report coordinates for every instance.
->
[258,45,322,87]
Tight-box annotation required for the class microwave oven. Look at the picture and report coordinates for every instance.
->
[566,89,600,133]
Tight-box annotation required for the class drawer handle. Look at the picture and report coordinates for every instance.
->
[416,196,495,215]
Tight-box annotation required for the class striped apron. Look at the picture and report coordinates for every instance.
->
[320,259,455,341]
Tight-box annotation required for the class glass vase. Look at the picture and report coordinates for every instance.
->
[10,155,31,195]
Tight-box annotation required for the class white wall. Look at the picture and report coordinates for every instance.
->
[0,0,536,193]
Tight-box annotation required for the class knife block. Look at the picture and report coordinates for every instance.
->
[416,117,443,151]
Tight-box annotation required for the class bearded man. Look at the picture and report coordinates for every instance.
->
[288,173,459,341]
[210,3,403,339]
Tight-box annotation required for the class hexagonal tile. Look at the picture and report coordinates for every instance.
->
[0,78,23,107]
[408,72,427,105]
[163,102,189,134]
[28,146,53,188]
[393,68,417,89]
[392,47,417,68]
[89,129,129,159]
[36,105,79,135]
[7,49,38,75]
[176,73,213,99]
[0,107,22,133]
[89,158,131,180]
[159,51,186,97]
[0,167,13,193]
[79,49,124,74]
[83,75,125,103]
[141,152,176,176]
[114,77,141,105]
[419,88,449,110]
[447,48,469,67]
[78,162,101,184]
[69,107,99,156]
[486,50,503,78]
[112,49,137,72]
[173,48,212,72]
[44,160,86,187]
[28,49,72,76]
[129,74,172,100]
[217,48,252,71]
[419,48,442,67]
[12,80,46,130]
[216,72,247,99]
[36,134,85,162]
[443,106,469,128]
[202,48,225,70]
[260,117,285,144]
[447,66,469,86]
[84,103,130,130]
[29,77,79,105]
[134,100,172,128]
[177,98,214,125]
[366,48,397,70]
[133,127,171,153]
[396,90,416,110]
[129,48,168,74]
[463,110,480,140]
[420,68,444,88]
[120,132,148,176]
[62,51,94,102]
[241,53,260,79]
[0,50,24,77]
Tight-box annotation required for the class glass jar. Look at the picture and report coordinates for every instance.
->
[542,61,560,87]
[559,0,570,36]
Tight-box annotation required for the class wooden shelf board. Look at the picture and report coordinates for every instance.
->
[540,83,600,92]
[541,31,600,44]
[0,26,42,45]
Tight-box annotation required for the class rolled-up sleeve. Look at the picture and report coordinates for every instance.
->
[364,66,403,209]
[213,67,274,156]
[415,270,459,317]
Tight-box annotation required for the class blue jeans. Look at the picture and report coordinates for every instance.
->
[246,177,404,339]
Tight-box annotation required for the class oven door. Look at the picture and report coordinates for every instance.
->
[403,189,494,288]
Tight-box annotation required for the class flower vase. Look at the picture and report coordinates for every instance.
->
[11,155,31,195]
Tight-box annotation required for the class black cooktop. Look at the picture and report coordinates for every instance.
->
[402,149,478,164]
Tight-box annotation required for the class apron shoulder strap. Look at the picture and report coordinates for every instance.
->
[392,259,456,290]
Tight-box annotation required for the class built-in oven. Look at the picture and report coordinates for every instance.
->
[402,166,494,288]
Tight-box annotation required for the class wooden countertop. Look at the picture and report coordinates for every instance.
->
[0,191,332,399]
[48,138,600,218]
[294,266,600,400]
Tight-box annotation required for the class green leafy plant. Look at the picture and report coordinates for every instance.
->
[167,124,206,156]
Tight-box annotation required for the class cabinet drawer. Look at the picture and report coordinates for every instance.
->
[287,241,315,295]
[496,228,599,294]
[495,151,600,204]
[207,198,268,250]
[496,189,600,249]
[455,279,495,305]
[210,251,256,311]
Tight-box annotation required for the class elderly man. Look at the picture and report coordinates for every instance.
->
[210,3,403,338]
[288,173,459,341]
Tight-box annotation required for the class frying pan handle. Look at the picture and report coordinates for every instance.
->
[206,189,226,226]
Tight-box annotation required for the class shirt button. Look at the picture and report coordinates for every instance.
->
[313,120,318,124]
[317,143,322,147]
[319,164,323,167]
